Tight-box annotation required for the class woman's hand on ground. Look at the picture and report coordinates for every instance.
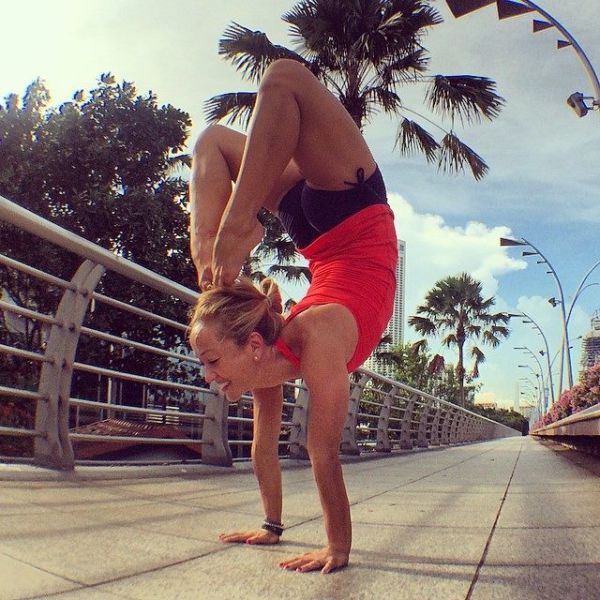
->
[279,546,349,574]
[218,529,280,545]
[212,219,264,287]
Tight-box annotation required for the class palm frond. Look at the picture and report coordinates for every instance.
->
[203,92,256,128]
[379,49,430,85]
[407,315,437,336]
[219,22,307,83]
[266,264,311,284]
[428,353,445,375]
[442,333,458,348]
[410,338,429,355]
[427,75,504,124]
[397,118,439,162]
[471,346,485,362]
[438,132,489,181]
[363,86,401,114]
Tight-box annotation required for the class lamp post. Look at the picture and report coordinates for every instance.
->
[507,310,555,406]
[444,0,600,117]
[518,364,543,414]
[501,236,572,393]
[514,346,548,412]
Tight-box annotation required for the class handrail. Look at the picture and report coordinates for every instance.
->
[0,193,520,470]
[532,402,600,437]
[0,195,198,304]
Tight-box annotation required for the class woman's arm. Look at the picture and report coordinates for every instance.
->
[279,306,357,573]
[218,385,284,545]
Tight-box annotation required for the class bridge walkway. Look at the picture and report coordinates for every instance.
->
[2,436,599,600]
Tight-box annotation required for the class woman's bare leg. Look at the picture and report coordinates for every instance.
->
[213,59,376,285]
[189,124,301,289]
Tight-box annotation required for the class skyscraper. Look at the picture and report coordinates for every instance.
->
[364,239,406,377]
[581,311,600,370]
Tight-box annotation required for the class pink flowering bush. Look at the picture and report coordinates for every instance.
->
[533,363,600,429]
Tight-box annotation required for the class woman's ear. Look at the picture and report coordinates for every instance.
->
[248,331,266,356]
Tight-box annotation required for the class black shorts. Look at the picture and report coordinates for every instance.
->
[277,166,388,249]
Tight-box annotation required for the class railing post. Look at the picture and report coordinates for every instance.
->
[399,393,417,450]
[456,409,468,444]
[201,385,233,466]
[289,384,310,459]
[375,384,395,453]
[35,259,105,470]
[440,405,451,445]
[429,401,441,446]
[340,374,369,455]
[449,407,461,444]
[417,396,433,448]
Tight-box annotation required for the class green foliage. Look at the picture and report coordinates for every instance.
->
[0,76,194,389]
[375,340,480,404]
[206,0,504,179]
[471,405,527,433]
[537,363,600,428]
[409,273,510,406]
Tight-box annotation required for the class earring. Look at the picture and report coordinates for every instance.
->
[254,355,259,361]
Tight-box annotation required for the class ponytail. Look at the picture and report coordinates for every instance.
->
[189,277,284,349]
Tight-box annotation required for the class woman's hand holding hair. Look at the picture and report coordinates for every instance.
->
[212,218,264,287]
[192,233,216,291]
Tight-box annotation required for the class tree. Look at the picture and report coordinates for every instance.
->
[205,0,504,180]
[376,340,437,391]
[0,76,195,399]
[376,339,479,404]
[408,273,510,406]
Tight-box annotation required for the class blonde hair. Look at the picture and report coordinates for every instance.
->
[189,277,284,348]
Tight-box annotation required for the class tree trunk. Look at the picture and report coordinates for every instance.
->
[457,319,466,407]
[457,342,465,407]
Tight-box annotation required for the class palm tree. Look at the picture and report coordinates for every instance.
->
[205,0,504,180]
[408,273,510,406]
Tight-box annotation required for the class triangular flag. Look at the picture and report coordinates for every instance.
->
[557,40,572,49]
[533,19,553,33]
[497,0,534,19]
[446,0,495,19]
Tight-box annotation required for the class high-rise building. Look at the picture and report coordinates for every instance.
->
[364,239,406,377]
[581,311,600,370]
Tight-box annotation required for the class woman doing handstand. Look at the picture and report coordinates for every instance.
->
[188,59,398,573]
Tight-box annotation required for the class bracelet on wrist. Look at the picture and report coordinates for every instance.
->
[262,520,284,536]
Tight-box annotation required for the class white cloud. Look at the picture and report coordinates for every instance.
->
[388,192,526,319]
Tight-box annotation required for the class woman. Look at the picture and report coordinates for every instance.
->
[189,59,397,574]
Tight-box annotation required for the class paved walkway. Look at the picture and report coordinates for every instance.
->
[1,437,599,600]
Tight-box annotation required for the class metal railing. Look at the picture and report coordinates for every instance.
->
[0,194,519,470]
[532,403,600,438]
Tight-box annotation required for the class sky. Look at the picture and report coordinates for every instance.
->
[2,0,599,410]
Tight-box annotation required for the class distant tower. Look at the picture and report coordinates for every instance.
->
[364,239,406,377]
[581,311,600,370]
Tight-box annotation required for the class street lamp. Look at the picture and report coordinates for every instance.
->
[444,1,600,117]
[514,346,547,411]
[518,364,542,413]
[507,311,555,406]
[501,236,572,393]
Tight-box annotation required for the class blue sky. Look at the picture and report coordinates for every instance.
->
[2,0,599,409]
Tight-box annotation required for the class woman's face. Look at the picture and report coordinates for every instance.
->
[192,321,257,402]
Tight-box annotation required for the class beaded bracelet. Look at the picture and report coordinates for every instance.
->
[262,520,284,536]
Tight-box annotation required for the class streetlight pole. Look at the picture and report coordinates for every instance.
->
[501,237,572,393]
[507,310,555,406]
[515,346,548,411]
[518,364,542,414]
[444,1,600,116]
